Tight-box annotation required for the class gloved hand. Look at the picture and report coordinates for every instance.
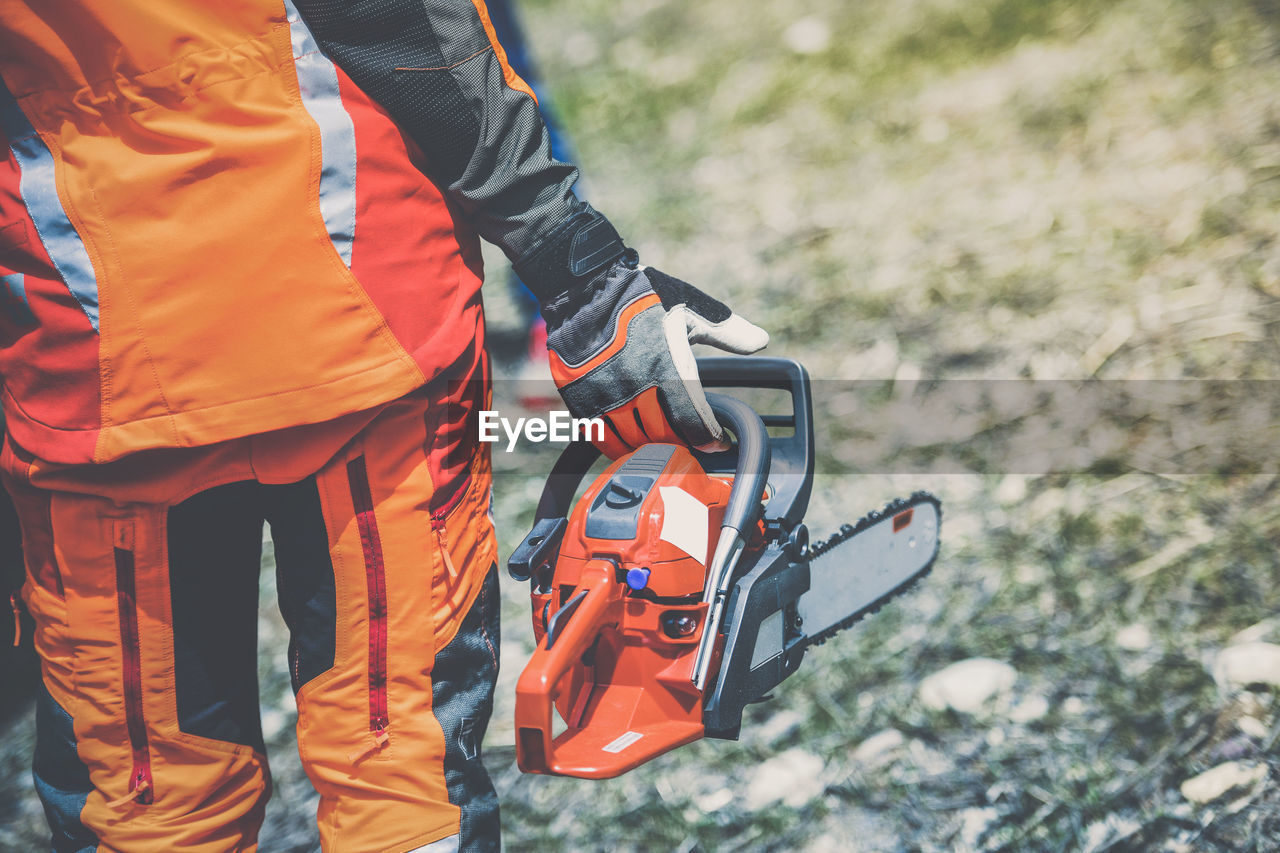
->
[514,205,768,458]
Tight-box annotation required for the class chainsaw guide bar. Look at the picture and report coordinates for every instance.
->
[798,490,942,649]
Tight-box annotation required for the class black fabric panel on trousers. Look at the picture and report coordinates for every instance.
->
[168,481,266,751]
[292,0,582,259]
[0,479,39,725]
[32,685,99,853]
[433,564,501,852]
[264,478,337,694]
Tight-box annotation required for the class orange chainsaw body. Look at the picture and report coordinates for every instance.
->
[506,359,928,782]
[514,444,731,778]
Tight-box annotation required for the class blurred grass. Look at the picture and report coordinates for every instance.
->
[4,0,1280,850]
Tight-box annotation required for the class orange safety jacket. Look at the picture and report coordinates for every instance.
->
[0,0,580,466]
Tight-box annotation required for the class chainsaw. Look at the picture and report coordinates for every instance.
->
[507,357,940,778]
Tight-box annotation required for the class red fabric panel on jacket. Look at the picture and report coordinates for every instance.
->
[0,142,100,461]
[335,67,486,383]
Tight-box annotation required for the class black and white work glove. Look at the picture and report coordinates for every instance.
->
[514,205,768,458]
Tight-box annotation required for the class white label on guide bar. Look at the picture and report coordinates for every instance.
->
[602,731,644,753]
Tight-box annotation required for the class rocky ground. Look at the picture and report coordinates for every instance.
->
[3,0,1280,850]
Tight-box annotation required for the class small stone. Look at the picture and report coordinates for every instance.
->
[695,788,733,813]
[1179,761,1268,804]
[852,728,905,768]
[1238,715,1268,740]
[1007,694,1050,723]
[1213,642,1280,691]
[783,17,830,55]
[1080,820,1109,852]
[1115,623,1152,651]
[1229,616,1280,646]
[954,806,998,849]
[919,658,1018,714]
[1062,696,1086,715]
[744,749,826,810]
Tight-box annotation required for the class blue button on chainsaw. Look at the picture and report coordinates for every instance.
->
[625,567,650,591]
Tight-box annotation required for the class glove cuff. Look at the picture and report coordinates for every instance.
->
[513,203,630,304]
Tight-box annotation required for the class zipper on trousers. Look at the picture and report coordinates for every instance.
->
[111,522,153,806]
[346,458,390,761]
[10,590,25,647]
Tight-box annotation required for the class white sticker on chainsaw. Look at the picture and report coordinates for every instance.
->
[658,486,709,565]
[602,731,644,753]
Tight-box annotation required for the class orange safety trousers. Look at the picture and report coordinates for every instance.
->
[2,384,500,852]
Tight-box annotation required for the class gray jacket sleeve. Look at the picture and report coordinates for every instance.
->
[292,0,628,300]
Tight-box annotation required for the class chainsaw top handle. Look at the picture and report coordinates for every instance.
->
[508,359,790,585]
[529,356,809,525]
[694,356,814,530]
[702,393,769,538]
[524,393,769,530]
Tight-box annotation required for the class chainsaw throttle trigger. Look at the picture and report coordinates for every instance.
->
[544,589,589,649]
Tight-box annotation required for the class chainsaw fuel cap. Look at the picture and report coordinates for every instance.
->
[604,480,644,508]
[584,445,676,540]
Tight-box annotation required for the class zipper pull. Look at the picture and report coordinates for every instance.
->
[105,770,153,808]
[132,772,154,805]
[347,726,390,763]
[9,591,24,648]
[434,524,457,577]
